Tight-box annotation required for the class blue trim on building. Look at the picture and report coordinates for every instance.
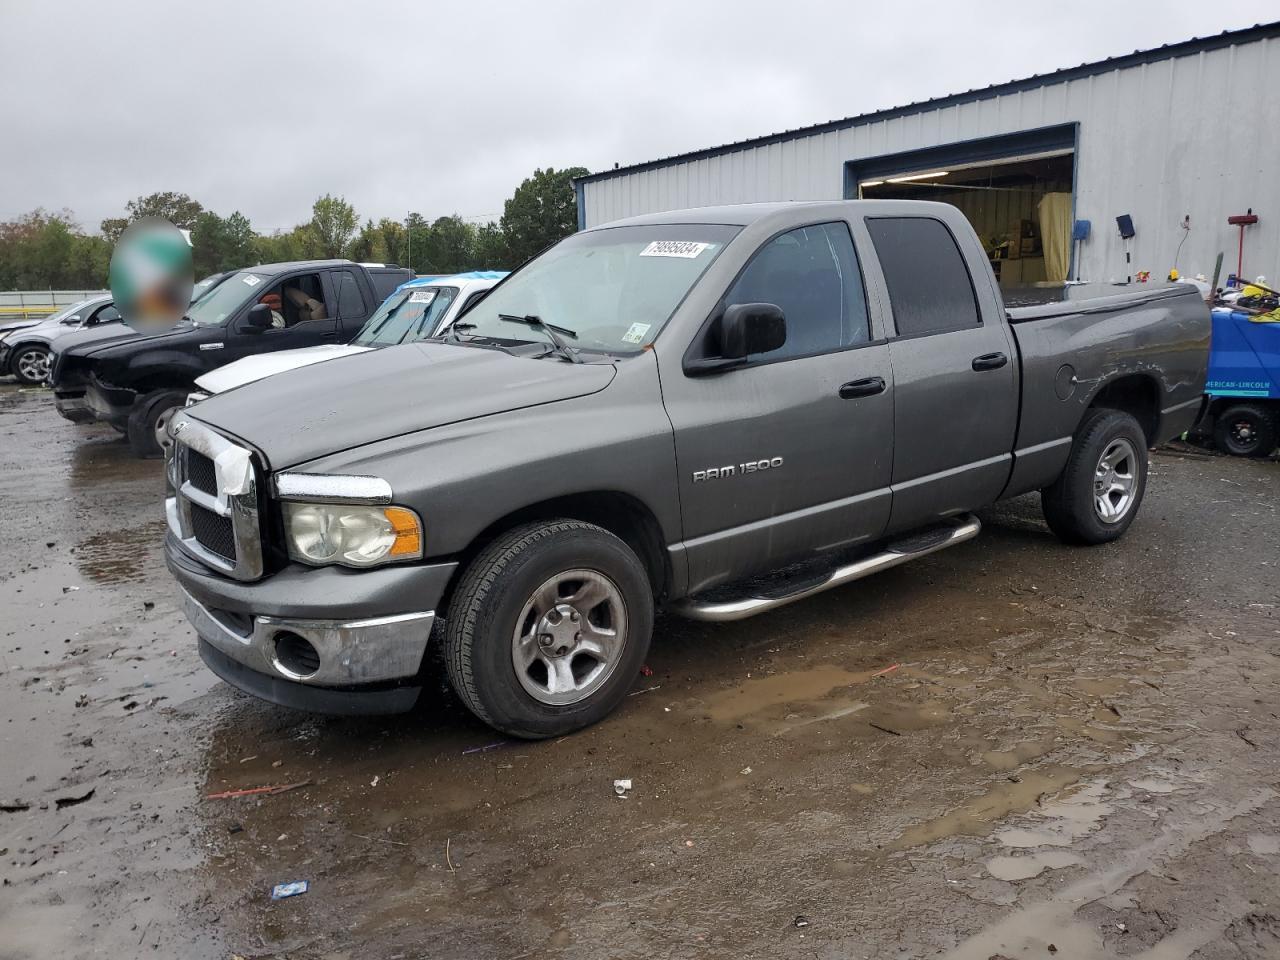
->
[842,123,1078,194]
[574,180,586,232]
[577,22,1280,186]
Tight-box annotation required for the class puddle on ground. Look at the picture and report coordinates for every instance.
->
[705,664,887,721]
[770,699,868,735]
[981,738,1057,771]
[74,521,167,584]
[1055,714,1126,744]
[1071,676,1133,697]
[1247,834,1280,855]
[996,778,1114,848]
[986,848,1081,881]
[890,766,1084,850]
[1129,776,1176,793]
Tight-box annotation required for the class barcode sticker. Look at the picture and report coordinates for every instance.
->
[640,241,710,259]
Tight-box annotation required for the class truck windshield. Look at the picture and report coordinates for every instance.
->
[450,224,739,354]
[355,286,458,346]
[185,272,268,326]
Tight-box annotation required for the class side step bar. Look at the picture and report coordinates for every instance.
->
[671,514,981,623]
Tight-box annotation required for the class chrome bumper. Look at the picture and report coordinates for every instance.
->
[182,588,434,685]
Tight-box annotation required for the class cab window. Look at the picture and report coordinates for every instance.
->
[253,273,330,329]
[722,222,870,361]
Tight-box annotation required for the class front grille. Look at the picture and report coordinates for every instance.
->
[186,449,218,496]
[190,503,236,561]
[165,413,264,580]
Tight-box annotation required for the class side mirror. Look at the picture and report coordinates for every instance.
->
[720,302,786,359]
[245,302,272,332]
[62,315,81,325]
[685,302,787,375]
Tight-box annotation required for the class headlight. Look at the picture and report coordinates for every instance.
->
[283,502,423,568]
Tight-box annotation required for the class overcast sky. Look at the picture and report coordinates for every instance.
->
[2,0,1276,234]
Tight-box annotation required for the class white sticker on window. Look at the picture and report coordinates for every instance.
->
[621,322,651,344]
[640,241,710,259]
[408,290,437,303]
[242,275,262,287]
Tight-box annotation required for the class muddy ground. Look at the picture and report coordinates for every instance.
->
[1,380,1279,960]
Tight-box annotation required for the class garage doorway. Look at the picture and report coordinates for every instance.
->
[846,124,1077,287]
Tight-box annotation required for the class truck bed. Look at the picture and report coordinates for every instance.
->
[1000,281,1210,500]
[1003,281,1196,322]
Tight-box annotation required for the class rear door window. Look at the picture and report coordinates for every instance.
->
[865,217,980,337]
[334,270,368,319]
[722,221,870,361]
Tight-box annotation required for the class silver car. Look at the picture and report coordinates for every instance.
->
[0,296,119,384]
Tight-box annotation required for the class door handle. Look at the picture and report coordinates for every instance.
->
[971,352,1008,372]
[839,376,886,399]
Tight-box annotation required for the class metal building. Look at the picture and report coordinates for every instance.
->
[576,22,1280,287]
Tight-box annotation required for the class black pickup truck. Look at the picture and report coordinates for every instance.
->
[51,260,410,457]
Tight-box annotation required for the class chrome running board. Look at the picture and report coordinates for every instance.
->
[671,514,981,622]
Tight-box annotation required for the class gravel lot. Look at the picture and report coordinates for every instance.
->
[2,380,1279,959]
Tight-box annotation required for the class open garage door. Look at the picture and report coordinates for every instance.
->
[848,124,1076,287]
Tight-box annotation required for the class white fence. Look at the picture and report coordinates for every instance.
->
[0,290,109,320]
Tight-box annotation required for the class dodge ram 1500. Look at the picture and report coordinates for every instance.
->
[162,200,1209,737]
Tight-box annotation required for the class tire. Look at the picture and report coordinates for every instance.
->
[444,519,654,739]
[10,344,51,385]
[1041,408,1148,545]
[1212,403,1277,458]
[127,389,187,459]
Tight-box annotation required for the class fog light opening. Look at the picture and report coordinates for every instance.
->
[273,631,321,680]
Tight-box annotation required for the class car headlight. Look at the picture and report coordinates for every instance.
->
[283,502,423,568]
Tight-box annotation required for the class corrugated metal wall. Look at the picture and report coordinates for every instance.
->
[582,36,1280,284]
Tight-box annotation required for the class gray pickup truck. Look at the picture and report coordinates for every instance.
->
[164,200,1209,737]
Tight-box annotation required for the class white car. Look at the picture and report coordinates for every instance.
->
[189,272,506,400]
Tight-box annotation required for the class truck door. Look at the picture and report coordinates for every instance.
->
[225,271,339,365]
[862,215,1018,533]
[663,220,895,594]
[331,269,372,342]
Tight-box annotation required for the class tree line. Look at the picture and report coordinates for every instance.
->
[0,166,587,290]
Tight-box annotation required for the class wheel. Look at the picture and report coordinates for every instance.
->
[11,344,51,385]
[1041,408,1148,545]
[127,389,187,459]
[1212,403,1277,457]
[444,519,653,739]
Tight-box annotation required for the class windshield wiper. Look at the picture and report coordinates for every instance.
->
[496,314,582,364]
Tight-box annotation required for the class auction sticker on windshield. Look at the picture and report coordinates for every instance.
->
[242,275,262,287]
[408,290,437,303]
[640,241,710,258]
[621,322,651,344]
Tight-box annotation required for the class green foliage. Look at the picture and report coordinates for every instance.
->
[101,191,205,242]
[0,209,110,288]
[309,194,358,259]
[499,166,588,264]
[1,164,589,290]
[192,210,257,276]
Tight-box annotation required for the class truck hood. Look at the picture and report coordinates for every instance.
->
[53,322,144,357]
[196,344,374,395]
[189,341,617,469]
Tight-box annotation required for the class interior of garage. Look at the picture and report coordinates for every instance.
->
[858,151,1075,286]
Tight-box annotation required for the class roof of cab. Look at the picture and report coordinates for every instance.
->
[244,259,357,275]
[593,199,962,230]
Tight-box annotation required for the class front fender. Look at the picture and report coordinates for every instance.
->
[284,354,682,563]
